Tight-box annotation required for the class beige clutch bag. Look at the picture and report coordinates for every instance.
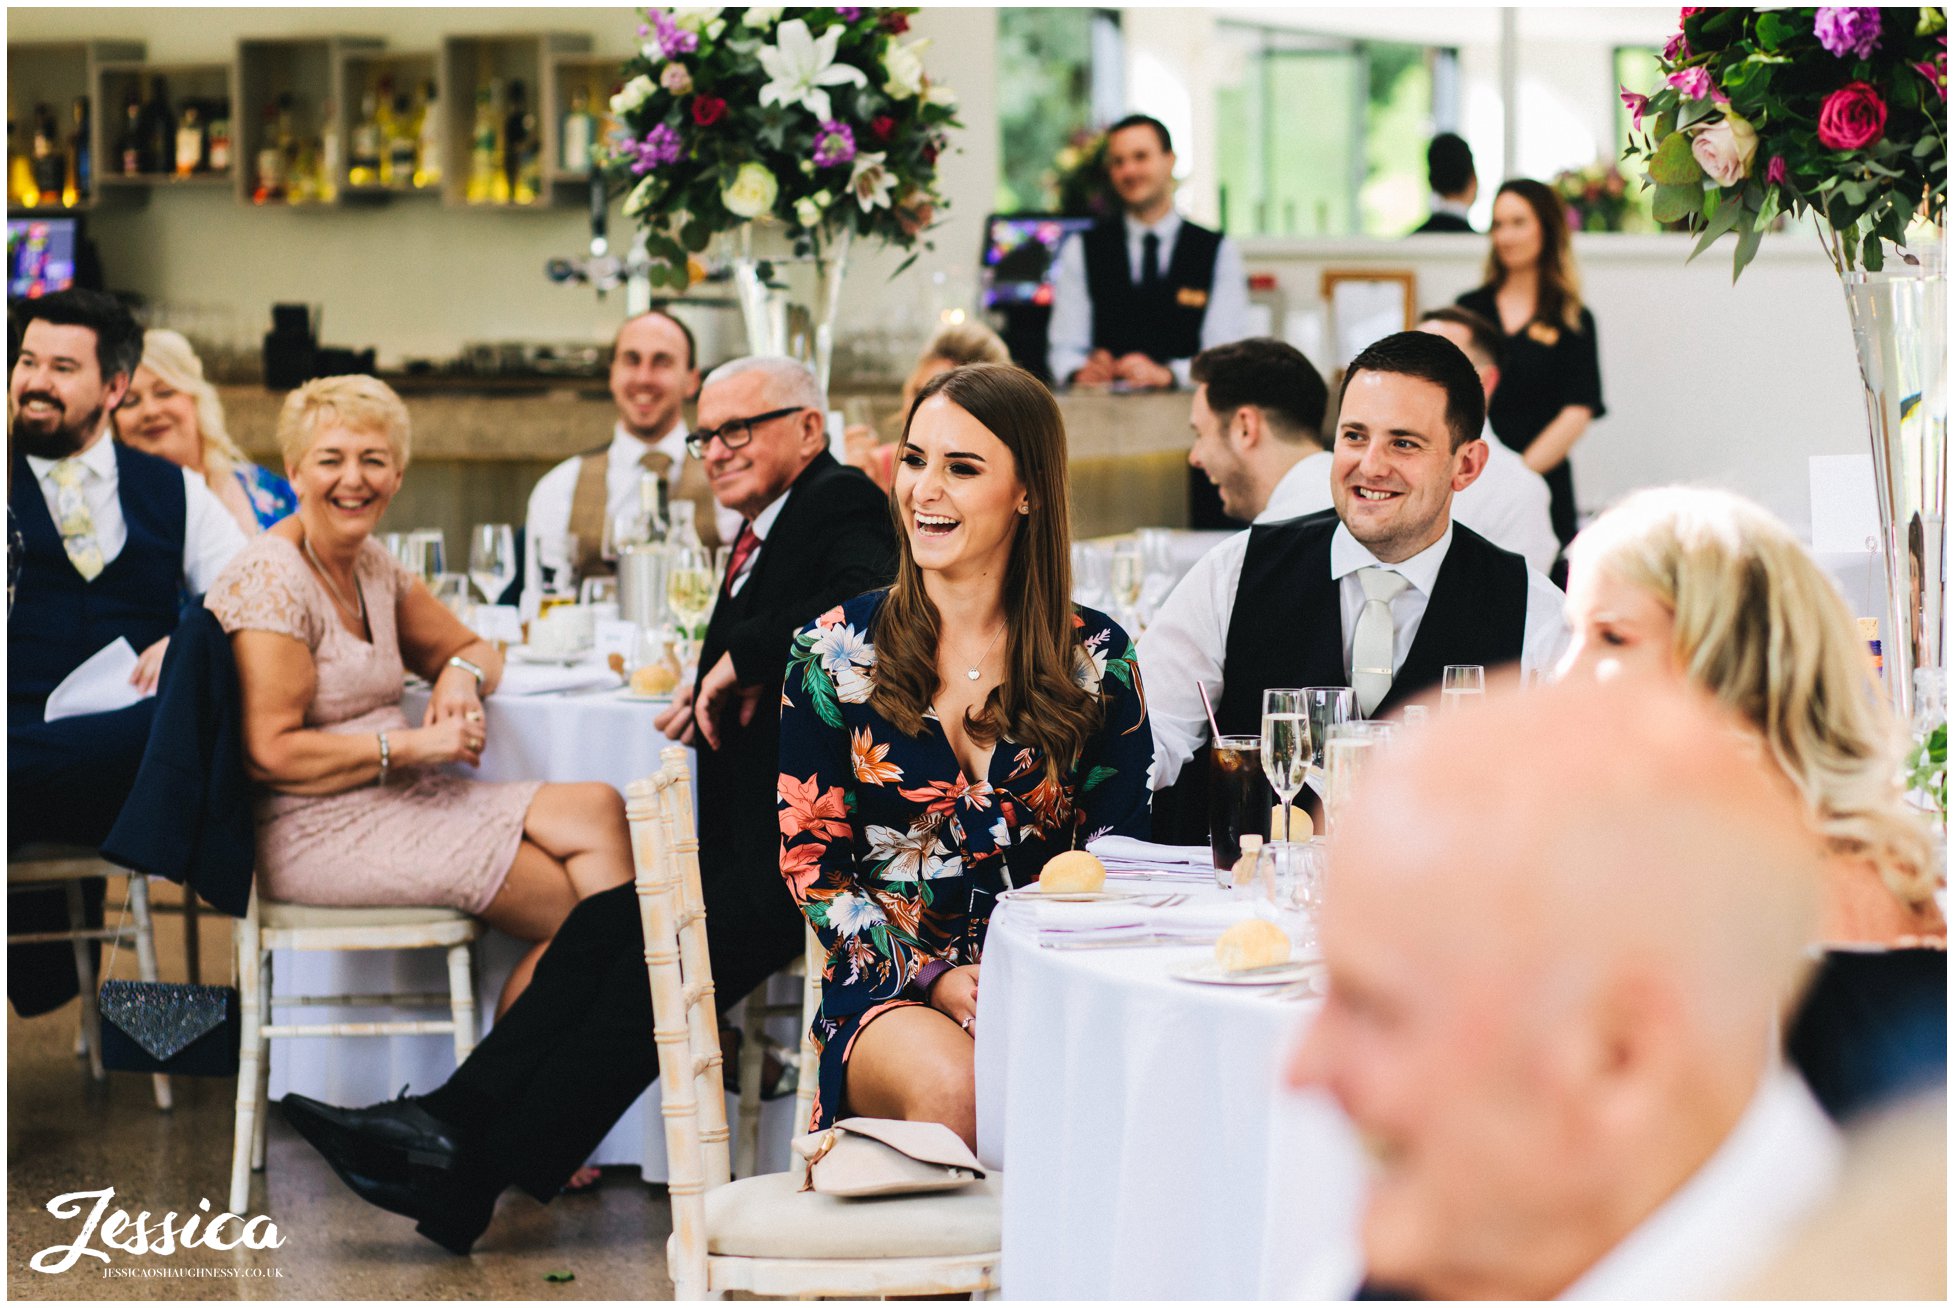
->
[791,1116,986,1197]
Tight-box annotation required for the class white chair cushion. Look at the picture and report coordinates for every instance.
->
[704,1171,1001,1259]
[258,902,474,930]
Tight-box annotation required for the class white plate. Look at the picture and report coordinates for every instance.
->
[508,646,592,666]
[996,886,1136,904]
[1170,959,1322,987]
[617,691,675,704]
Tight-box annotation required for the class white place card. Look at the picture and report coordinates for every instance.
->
[594,618,642,667]
[1809,454,1881,554]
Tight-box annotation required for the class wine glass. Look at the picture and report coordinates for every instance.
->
[666,542,715,676]
[1441,664,1485,712]
[407,528,446,585]
[1109,540,1143,620]
[1302,686,1356,769]
[468,523,517,604]
[536,534,581,615]
[1261,688,1310,846]
[1071,542,1110,608]
[430,573,473,621]
[1322,721,1394,839]
[1136,527,1176,610]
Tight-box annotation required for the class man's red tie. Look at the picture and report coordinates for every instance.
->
[723,522,759,594]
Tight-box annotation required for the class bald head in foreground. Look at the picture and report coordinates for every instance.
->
[1288,682,1842,1300]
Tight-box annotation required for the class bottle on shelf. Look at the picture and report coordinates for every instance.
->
[412,79,441,189]
[10,106,41,208]
[347,86,380,188]
[506,79,540,204]
[141,75,175,176]
[466,81,500,204]
[31,103,65,200]
[387,90,417,188]
[174,102,205,178]
[275,93,300,191]
[252,99,285,203]
[561,85,594,177]
[205,103,230,174]
[118,87,144,176]
[317,96,340,202]
[373,77,398,185]
[67,96,91,203]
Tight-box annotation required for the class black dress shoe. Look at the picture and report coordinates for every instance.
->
[280,1091,462,1172]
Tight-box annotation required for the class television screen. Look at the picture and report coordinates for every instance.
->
[8,216,79,300]
[981,214,1095,308]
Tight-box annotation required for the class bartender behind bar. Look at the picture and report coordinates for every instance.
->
[1045,113,1253,527]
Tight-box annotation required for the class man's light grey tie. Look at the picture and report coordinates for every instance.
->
[1351,566,1412,716]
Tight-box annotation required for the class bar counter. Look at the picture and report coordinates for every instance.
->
[217,382,1195,544]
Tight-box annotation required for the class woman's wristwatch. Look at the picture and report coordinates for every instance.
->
[446,654,486,693]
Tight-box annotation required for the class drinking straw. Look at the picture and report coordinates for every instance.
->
[1197,680,1223,742]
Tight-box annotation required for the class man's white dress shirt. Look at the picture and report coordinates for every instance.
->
[1561,1070,1840,1299]
[1253,432,1556,572]
[523,421,741,609]
[1139,519,1569,787]
[25,432,246,595]
[1047,210,1253,388]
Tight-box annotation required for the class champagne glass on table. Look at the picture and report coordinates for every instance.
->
[1109,539,1143,624]
[1302,686,1356,770]
[666,541,715,676]
[535,534,582,617]
[407,528,446,585]
[468,523,517,604]
[1441,664,1485,712]
[1322,721,1394,839]
[1261,688,1310,844]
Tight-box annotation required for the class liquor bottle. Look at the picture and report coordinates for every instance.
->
[317,97,340,202]
[118,87,144,175]
[412,79,441,189]
[31,104,65,199]
[347,87,380,187]
[387,91,416,187]
[9,107,40,207]
[561,86,594,177]
[174,102,204,178]
[275,93,300,190]
[252,100,284,203]
[142,75,175,176]
[373,78,397,185]
[466,82,498,204]
[205,104,230,173]
[503,79,536,204]
[67,96,91,202]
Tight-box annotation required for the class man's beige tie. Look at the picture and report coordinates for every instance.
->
[47,458,104,581]
[639,449,673,479]
[1351,566,1411,716]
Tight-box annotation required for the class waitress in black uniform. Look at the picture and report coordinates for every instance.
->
[1456,178,1604,582]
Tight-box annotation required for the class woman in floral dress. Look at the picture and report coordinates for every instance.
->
[778,364,1152,1147]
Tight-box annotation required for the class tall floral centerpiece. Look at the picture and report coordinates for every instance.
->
[1623,7,1947,722]
[600,6,960,391]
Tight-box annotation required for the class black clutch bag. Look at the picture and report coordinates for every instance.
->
[97,980,241,1077]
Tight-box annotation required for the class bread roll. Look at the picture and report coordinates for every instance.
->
[631,662,679,695]
[1215,918,1291,972]
[1270,805,1313,842]
[1039,850,1107,894]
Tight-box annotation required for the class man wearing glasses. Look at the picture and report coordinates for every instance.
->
[281,356,896,1254]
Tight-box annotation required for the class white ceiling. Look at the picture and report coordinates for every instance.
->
[1208,5,1679,49]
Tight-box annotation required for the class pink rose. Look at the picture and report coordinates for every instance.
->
[659,62,693,96]
[1766,155,1788,185]
[1690,111,1758,187]
[1816,80,1888,150]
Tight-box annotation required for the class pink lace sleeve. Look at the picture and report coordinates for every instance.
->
[205,540,320,647]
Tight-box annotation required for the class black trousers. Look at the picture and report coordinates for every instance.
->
[419,869,805,1202]
[8,698,156,1017]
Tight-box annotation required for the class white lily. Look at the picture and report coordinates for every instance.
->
[883,37,930,100]
[757,17,867,123]
[744,6,785,28]
[672,6,723,32]
[610,74,656,118]
[849,151,895,213]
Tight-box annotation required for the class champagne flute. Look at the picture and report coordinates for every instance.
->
[1441,664,1485,712]
[666,542,715,676]
[1109,540,1143,617]
[468,523,517,604]
[1322,721,1394,839]
[1302,686,1356,769]
[1261,688,1310,845]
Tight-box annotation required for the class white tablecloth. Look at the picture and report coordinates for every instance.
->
[268,684,804,1179]
[974,880,1368,1299]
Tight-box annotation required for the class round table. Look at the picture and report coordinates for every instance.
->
[973,881,1368,1299]
[267,684,805,1178]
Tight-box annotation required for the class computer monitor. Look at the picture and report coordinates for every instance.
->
[981,213,1095,308]
[8,216,80,300]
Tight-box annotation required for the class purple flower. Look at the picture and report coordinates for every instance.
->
[650,10,699,57]
[1814,7,1884,61]
[1666,65,1725,104]
[1620,86,1649,132]
[837,6,864,18]
[632,122,685,174]
[1766,155,1788,185]
[637,22,651,36]
[812,120,857,168]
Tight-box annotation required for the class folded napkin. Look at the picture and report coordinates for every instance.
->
[1033,898,1254,935]
[45,637,146,722]
[1086,835,1216,876]
[496,663,619,697]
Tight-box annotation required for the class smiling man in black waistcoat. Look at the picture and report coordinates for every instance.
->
[1138,331,1568,839]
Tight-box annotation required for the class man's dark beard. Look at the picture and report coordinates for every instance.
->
[10,397,104,461]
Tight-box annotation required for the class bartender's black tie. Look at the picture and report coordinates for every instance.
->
[1140,231,1161,288]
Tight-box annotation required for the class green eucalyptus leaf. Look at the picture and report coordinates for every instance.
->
[1652,181,1705,222]
[1863,230,1886,271]
[1654,107,1679,139]
[1688,190,1747,261]
[1731,219,1766,282]
[1649,130,1707,185]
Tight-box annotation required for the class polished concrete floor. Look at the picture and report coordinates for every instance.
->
[8,880,676,1301]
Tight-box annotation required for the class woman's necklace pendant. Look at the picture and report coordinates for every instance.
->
[966,667,981,681]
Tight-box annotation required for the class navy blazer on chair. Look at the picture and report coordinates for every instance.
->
[102,605,254,917]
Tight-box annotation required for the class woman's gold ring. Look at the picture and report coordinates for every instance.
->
[465,709,484,722]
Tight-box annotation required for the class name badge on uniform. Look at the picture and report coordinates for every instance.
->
[1176,286,1210,308]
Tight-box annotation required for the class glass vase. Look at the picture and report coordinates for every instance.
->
[1840,238,1946,723]
[729,224,853,396]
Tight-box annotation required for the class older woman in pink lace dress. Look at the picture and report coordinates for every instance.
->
[205,375,631,1015]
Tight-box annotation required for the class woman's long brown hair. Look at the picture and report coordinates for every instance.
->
[1483,177,1586,332]
[869,363,1100,782]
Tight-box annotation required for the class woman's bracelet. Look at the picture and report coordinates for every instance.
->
[377,730,391,785]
